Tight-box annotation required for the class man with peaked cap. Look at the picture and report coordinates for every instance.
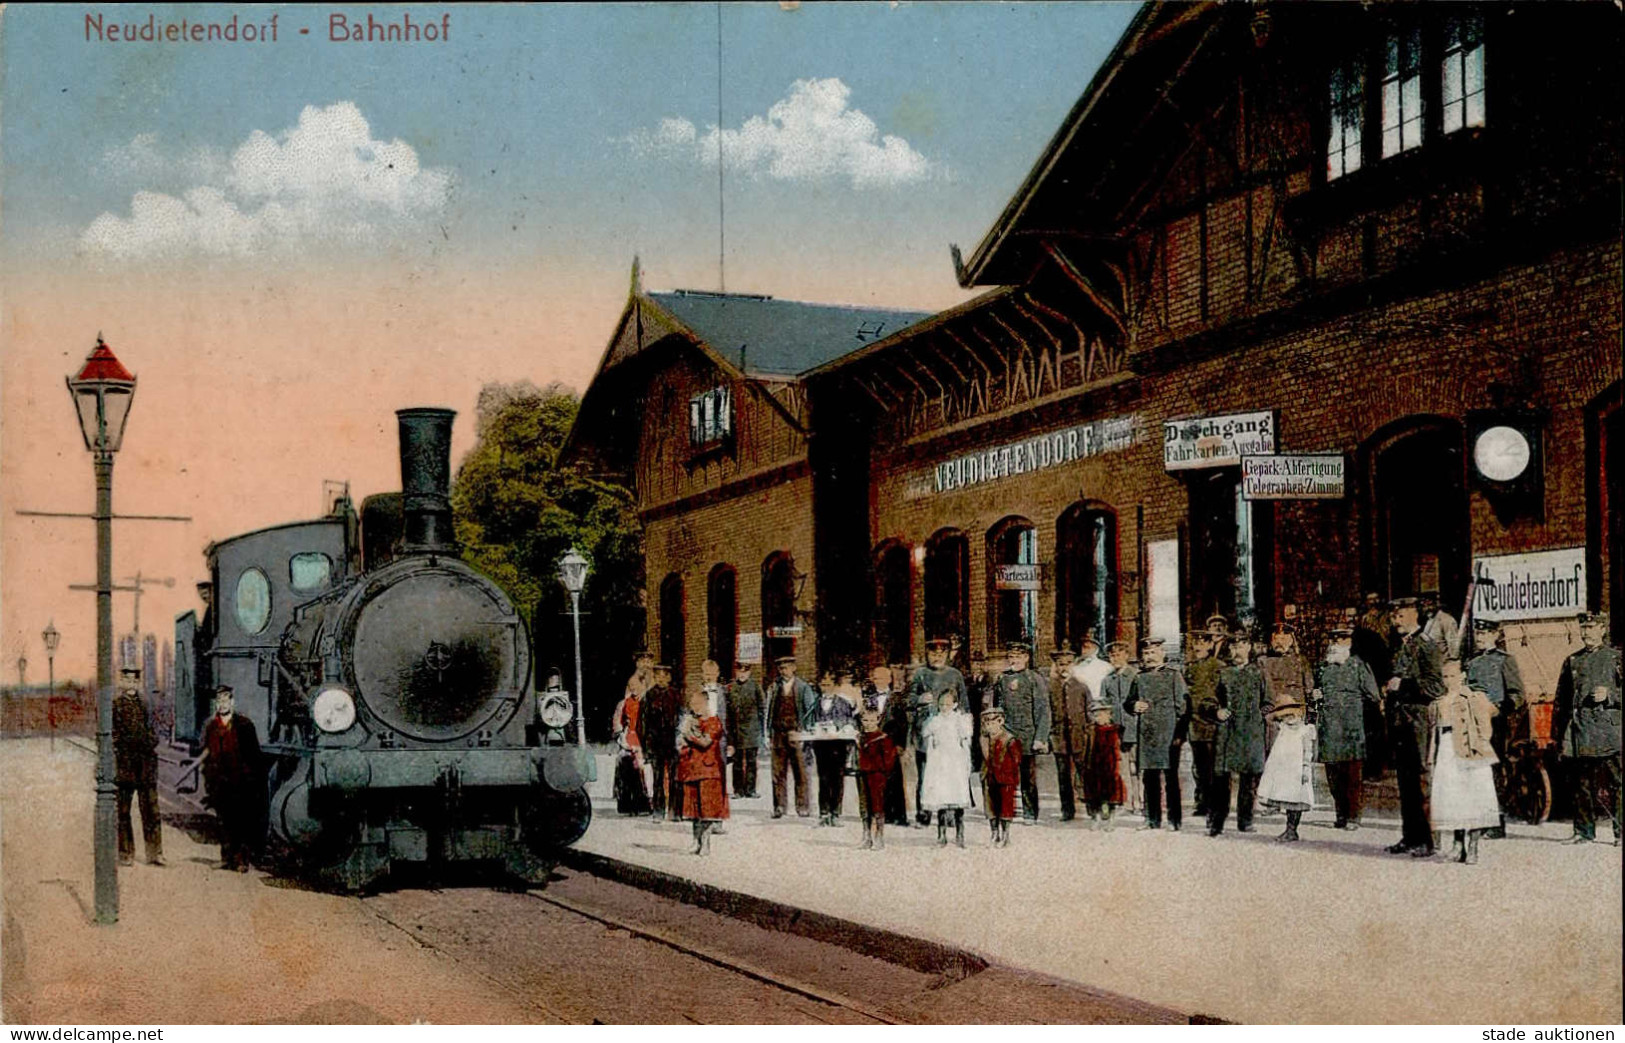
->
[1314,622,1382,830]
[726,660,766,798]
[1049,645,1089,821]
[1127,637,1190,830]
[1102,640,1141,813]
[766,655,817,818]
[1553,613,1621,845]
[637,664,683,820]
[1183,630,1222,819]
[1385,596,1444,856]
[114,666,164,867]
[1466,617,1525,837]
[197,685,262,871]
[993,641,1050,823]
[1208,628,1267,835]
[1421,590,1462,662]
[1261,620,1315,736]
[907,638,967,826]
[966,650,993,774]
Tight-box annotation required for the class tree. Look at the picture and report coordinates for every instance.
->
[452,382,645,740]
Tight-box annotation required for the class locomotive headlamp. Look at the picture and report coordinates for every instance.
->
[312,686,357,733]
[539,691,574,729]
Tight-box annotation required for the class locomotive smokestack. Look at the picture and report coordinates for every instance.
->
[397,407,457,554]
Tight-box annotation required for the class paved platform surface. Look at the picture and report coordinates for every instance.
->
[579,749,1623,1024]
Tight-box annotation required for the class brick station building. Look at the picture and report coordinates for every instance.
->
[571,3,1622,700]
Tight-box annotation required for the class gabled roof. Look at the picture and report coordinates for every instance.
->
[647,290,931,378]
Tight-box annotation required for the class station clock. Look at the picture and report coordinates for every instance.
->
[1466,410,1544,521]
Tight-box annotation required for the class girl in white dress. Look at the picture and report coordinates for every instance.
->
[1427,661,1502,865]
[1258,700,1316,842]
[919,689,975,847]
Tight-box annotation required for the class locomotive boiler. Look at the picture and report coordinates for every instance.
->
[176,408,593,890]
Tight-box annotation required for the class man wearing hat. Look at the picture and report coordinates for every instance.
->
[113,666,164,867]
[1205,614,1233,664]
[1102,640,1141,814]
[1385,597,1444,856]
[1261,620,1315,741]
[863,662,911,825]
[1354,593,1393,682]
[1465,618,1525,837]
[1183,630,1223,819]
[908,639,968,826]
[994,641,1050,823]
[966,651,994,775]
[766,655,817,818]
[1553,613,1621,845]
[726,660,766,799]
[1050,645,1090,821]
[196,686,263,871]
[1313,623,1382,830]
[637,664,684,820]
[1127,637,1190,830]
[1208,628,1267,835]
[1421,590,1462,662]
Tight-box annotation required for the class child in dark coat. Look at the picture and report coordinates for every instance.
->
[981,707,1022,847]
[856,709,900,850]
[678,689,728,855]
[1082,703,1127,829]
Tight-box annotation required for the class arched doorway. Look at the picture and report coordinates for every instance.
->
[762,553,800,663]
[872,542,913,666]
[658,573,686,688]
[987,516,1039,650]
[707,564,737,671]
[923,529,970,651]
[1057,503,1118,650]
[1365,417,1470,610]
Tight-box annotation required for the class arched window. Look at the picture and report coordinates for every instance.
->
[923,529,970,651]
[762,553,799,663]
[1057,503,1118,650]
[659,573,686,688]
[872,542,913,666]
[987,517,1038,651]
[1364,417,1469,610]
[707,565,738,670]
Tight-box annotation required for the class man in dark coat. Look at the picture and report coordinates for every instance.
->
[907,639,967,825]
[1101,641,1140,814]
[726,661,765,798]
[1466,618,1526,838]
[863,662,911,825]
[766,655,817,818]
[993,641,1050,823]
[1553,613,1621,845]
[1313,623,1381,830]
[1385,598,1444,856]
[1049,647,1089,822]
[1127,637,1189,830]
[638,664,682,820]
[198,686,262,871]
[114,667,164,866]
[1261,621,1315,742]
[1184,631,1222,819]
[966,651,993,773]
[1208,630,1267,835]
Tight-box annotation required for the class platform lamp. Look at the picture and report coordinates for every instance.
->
[556,547,590,751]
[67,334,137,925]
[42,621,60,752]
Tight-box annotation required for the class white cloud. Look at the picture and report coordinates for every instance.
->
[80,103,453,261]
[623,78,938,188]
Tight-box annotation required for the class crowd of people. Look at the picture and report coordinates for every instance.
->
[611,602,1622,861]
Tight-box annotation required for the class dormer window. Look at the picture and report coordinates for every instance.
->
[688,385,732,447]
[1441,11,1486,135]
[1381,26,1424,158]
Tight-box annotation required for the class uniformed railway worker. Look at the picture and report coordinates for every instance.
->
[1385,598,1445,857]
[638,664,683,820]
[1183,630,1222,819]
[1102,641,1140,814]
[994,641,1050,823]
[1051,646,1091,822]
[1127,637,1189,831]
[726,660,765,799]
[114,666,164,867]
[1465,618,1525,838]
[907,638,967,825]
[1553,613,1621,845]
[1313,623,1381,830]
[1208,629,1266,835]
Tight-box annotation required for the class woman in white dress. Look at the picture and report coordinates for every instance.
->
[919,689,975,848]
[1427,661,1502,865]
[1257,700,1317,842]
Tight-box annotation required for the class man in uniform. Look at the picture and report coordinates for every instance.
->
[1127,638,1190,830]
[766,655,816,818]
[638,664,683,819]
[1102,641,1140,814]
[1261,621,1315,729]
[1466,618,1525,838]
[1553,613,1621,845]
[1313,623,1382,830]
[197,686,262,871]
[1385,597,1444,856]
[1421,590,1462,662]
[726,660,765,798]
[114,666,164,867]
[1183,630,1222,819]
[992,641,1050,823]
[966,651,993,773]
[864,661,911,825]
[908,639,968,825]
[1051,645,1090,822]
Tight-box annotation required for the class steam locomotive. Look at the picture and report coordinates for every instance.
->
[174,408,594,890]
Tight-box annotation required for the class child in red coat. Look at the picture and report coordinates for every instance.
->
[1082,703,1127,829]
[678,689,728,855]
[856,709,900,850]
[981,707,1022,847]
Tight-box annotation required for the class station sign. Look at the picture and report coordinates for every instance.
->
[993,564,1042,591]
[1470,547,1587,621]
[764,625,803,639]
[1164,410,1276,471]
[911,414,1140,499]
[1241,454,1346,500]
[736,631,763,664]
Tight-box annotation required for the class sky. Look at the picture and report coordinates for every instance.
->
[0,1,1140,682]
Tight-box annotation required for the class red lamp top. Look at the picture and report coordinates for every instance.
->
[74,336,135,383]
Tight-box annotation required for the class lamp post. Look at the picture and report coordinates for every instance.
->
[556,548,589,751]
[43,622,60,752]
[67,335,137,926]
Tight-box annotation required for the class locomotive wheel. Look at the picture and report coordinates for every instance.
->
[1510,758,1552,826]
[521,788,593,854]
